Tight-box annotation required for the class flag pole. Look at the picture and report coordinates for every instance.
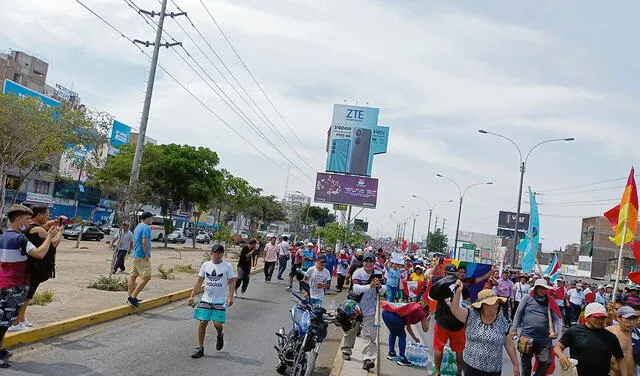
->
[613,223,628,294]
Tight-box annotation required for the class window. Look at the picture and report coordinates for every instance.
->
[5,175,20,190]
[34,180,50,194]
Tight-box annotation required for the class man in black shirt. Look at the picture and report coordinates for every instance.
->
[554,302,626,376]
[235,239,257,298]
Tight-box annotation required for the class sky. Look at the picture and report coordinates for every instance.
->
[2,0,640,251]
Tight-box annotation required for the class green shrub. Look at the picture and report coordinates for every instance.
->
[88,275,128,291]
[174,264,197,274]
[31,290,54,306]
[157,264,174,279]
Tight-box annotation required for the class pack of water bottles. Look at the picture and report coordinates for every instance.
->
[430,346,457,375]
[404,342,431,368]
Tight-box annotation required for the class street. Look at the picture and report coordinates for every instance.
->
[4,274,345,376]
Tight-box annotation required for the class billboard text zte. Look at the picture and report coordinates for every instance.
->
[325,104,389,177]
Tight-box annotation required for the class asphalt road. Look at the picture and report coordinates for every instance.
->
[4,271,346,376]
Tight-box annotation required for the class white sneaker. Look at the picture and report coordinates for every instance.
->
[240,291,245,299]
[21,320,33,328]
[8,323,26,332]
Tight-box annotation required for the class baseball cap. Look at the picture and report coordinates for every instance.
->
[307,242,314,246]
[340,250,346,255]
[140,211,154,220]
[617,306,638,319]
[533,279,551,289]
[317,255,326,263]
[584,302,607,318]
[362,252,376,261]
[7,204,32,216]
[606,284,614,288]
[597,285,605,290]
[211,244,224,253]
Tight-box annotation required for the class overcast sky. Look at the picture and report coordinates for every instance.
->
[2,0,639,250]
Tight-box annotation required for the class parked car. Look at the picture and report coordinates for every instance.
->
[63,225,105,241]
[167,230,187,244]
[196,233,211,244]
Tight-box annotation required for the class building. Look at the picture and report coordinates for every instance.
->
[0,50,48,94]
[457,231,499,251]
[580,216,640,279]
[129,132,157,146]
[283,192,311,219]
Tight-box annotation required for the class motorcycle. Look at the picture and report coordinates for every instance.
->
[274,281,335,376]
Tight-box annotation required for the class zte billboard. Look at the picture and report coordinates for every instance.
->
[325,104,389,177]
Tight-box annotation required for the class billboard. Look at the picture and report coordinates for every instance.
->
[314,172,378,208]
[497,211,530,230]
[108,120,132,156]
[3,79,61,108]
[325,104,389,176]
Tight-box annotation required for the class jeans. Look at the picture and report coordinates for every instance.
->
[386,286,399,302]
[336,274,346,291]
[235,266,250,293]
[264,261,276,281]
[112,249,127,272]
[277,255,289,279]
[500,298,511,319]
[569,302,582,325]
[521,338,552,376]
[511,300,520,321]
[382,311,406,357]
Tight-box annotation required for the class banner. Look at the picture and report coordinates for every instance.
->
[313,172,378,208]
[108,120,132,156]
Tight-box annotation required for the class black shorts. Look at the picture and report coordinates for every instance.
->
[26,282,41,300]
[289,263,302,278]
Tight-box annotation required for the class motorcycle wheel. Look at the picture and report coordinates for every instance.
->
[276,361,287,375]
[291,349,307,376]
[303,350,318,376]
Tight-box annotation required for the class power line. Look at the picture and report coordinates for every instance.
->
[76,0,310,186]
[125,0,313,180]
[197,0,321,165]
[538,176,630,193]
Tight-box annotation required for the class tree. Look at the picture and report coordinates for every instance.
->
[427,230,448,252]
[0,93,110,215]
[314,222,366,248]
[299,205,335,227]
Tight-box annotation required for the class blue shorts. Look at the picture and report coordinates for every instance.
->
[193,306,227,323]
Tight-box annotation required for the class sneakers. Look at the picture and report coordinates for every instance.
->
[342,352,350,361]
[216,334,224,351]
[191,346,204,359]
[0,349,13,361]
[277,277,284,280]
[127,296,140,308]
[265,280,271,284]
[7,323,26,332]
[240,291,245,299]
[386,352,398,360]
[21,320,33,328]
[397,357,412,366]
[234,289,239,298]
[0,359,10,369]
[362,359,375,371]
[285,287,292,292]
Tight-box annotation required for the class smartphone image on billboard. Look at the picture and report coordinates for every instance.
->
[348,127,372,176]
[327,139,350,173]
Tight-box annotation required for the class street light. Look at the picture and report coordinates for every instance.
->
[412,195,454,250]
[401,205,421,245]
[436,174,493,259]
[478,130,574,266]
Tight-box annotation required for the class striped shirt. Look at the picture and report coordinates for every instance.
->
[0,230,36,288]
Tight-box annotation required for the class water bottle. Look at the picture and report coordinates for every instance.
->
[405,342,417,364]
[441,346,458,375]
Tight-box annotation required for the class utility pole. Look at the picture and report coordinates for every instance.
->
[442,218,446,233]
[425,209,433,251]
[129,0,185,188]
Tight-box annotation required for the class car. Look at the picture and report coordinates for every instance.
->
[63,225,104,241]
[196,233,211,244]
[167,230,187,244]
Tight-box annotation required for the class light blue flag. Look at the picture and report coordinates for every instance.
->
[519,187,539,272]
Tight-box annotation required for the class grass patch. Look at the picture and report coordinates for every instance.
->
[157,264,175,279]
[31,290,54,306]
[174,264,197,274]
[88,275,128,291]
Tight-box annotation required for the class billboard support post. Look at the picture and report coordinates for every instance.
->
[343,205,352,246]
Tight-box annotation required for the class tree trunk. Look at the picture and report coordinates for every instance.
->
[0,165,7,218]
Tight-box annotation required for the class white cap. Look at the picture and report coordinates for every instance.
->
[597,285,605,290]
[606,284,614,288]
[584,302,607,318]
[533,279,551,289]
[307,242,314,246]
[340,250,346,255]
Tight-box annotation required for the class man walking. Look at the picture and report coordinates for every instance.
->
[127,212,153,308]
[235,238,257,298]
[110,222,133,274]
[555,302,625,376]
[303,255,330,305]
[276,236,290,280]
[511,279,560,376]
[188,244,236,358]
[566,282,585,325]
[496,271,513,319]
[302,242,317,272]
[12,205,62,331]
[263,236,278,283]
[607,306,637,376]
[341,252,386,371]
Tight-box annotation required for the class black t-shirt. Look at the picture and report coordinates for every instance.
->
[432,276,470,332]
[237,245,252,269]
[559,324,623,376]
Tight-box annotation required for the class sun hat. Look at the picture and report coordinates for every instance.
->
[533,279,551,289]
[617,306,638,319]
[471,289,507,309]
[584,302,607,318]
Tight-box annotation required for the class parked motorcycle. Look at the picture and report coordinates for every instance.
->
[274,281,336,376]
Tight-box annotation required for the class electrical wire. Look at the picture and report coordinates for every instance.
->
[76,0,310,185]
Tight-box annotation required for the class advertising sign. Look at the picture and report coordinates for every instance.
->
[108,120,132,156]
[314,172,378,208]
[2,79,61,108]
[497,211,530,230]
[325,104,389,177]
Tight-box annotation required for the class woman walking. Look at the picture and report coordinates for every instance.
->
[450,280,520,376]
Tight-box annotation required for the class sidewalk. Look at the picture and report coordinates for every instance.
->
[334,305,380,376]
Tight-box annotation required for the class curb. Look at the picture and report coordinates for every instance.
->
[5,266,264,348]
[330,337,345,376]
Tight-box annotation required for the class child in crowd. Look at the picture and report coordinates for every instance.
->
[385,253,404,302]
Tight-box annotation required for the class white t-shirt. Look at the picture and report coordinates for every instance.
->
[199,260,236,304]
[305,267,331,300]
[278,241,291,257]
[567,289,585,305]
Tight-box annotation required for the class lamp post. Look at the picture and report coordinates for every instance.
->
[478,130,574,266]
[412,195,453,250]
[400,205,421,245]
[436,174,493,259]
